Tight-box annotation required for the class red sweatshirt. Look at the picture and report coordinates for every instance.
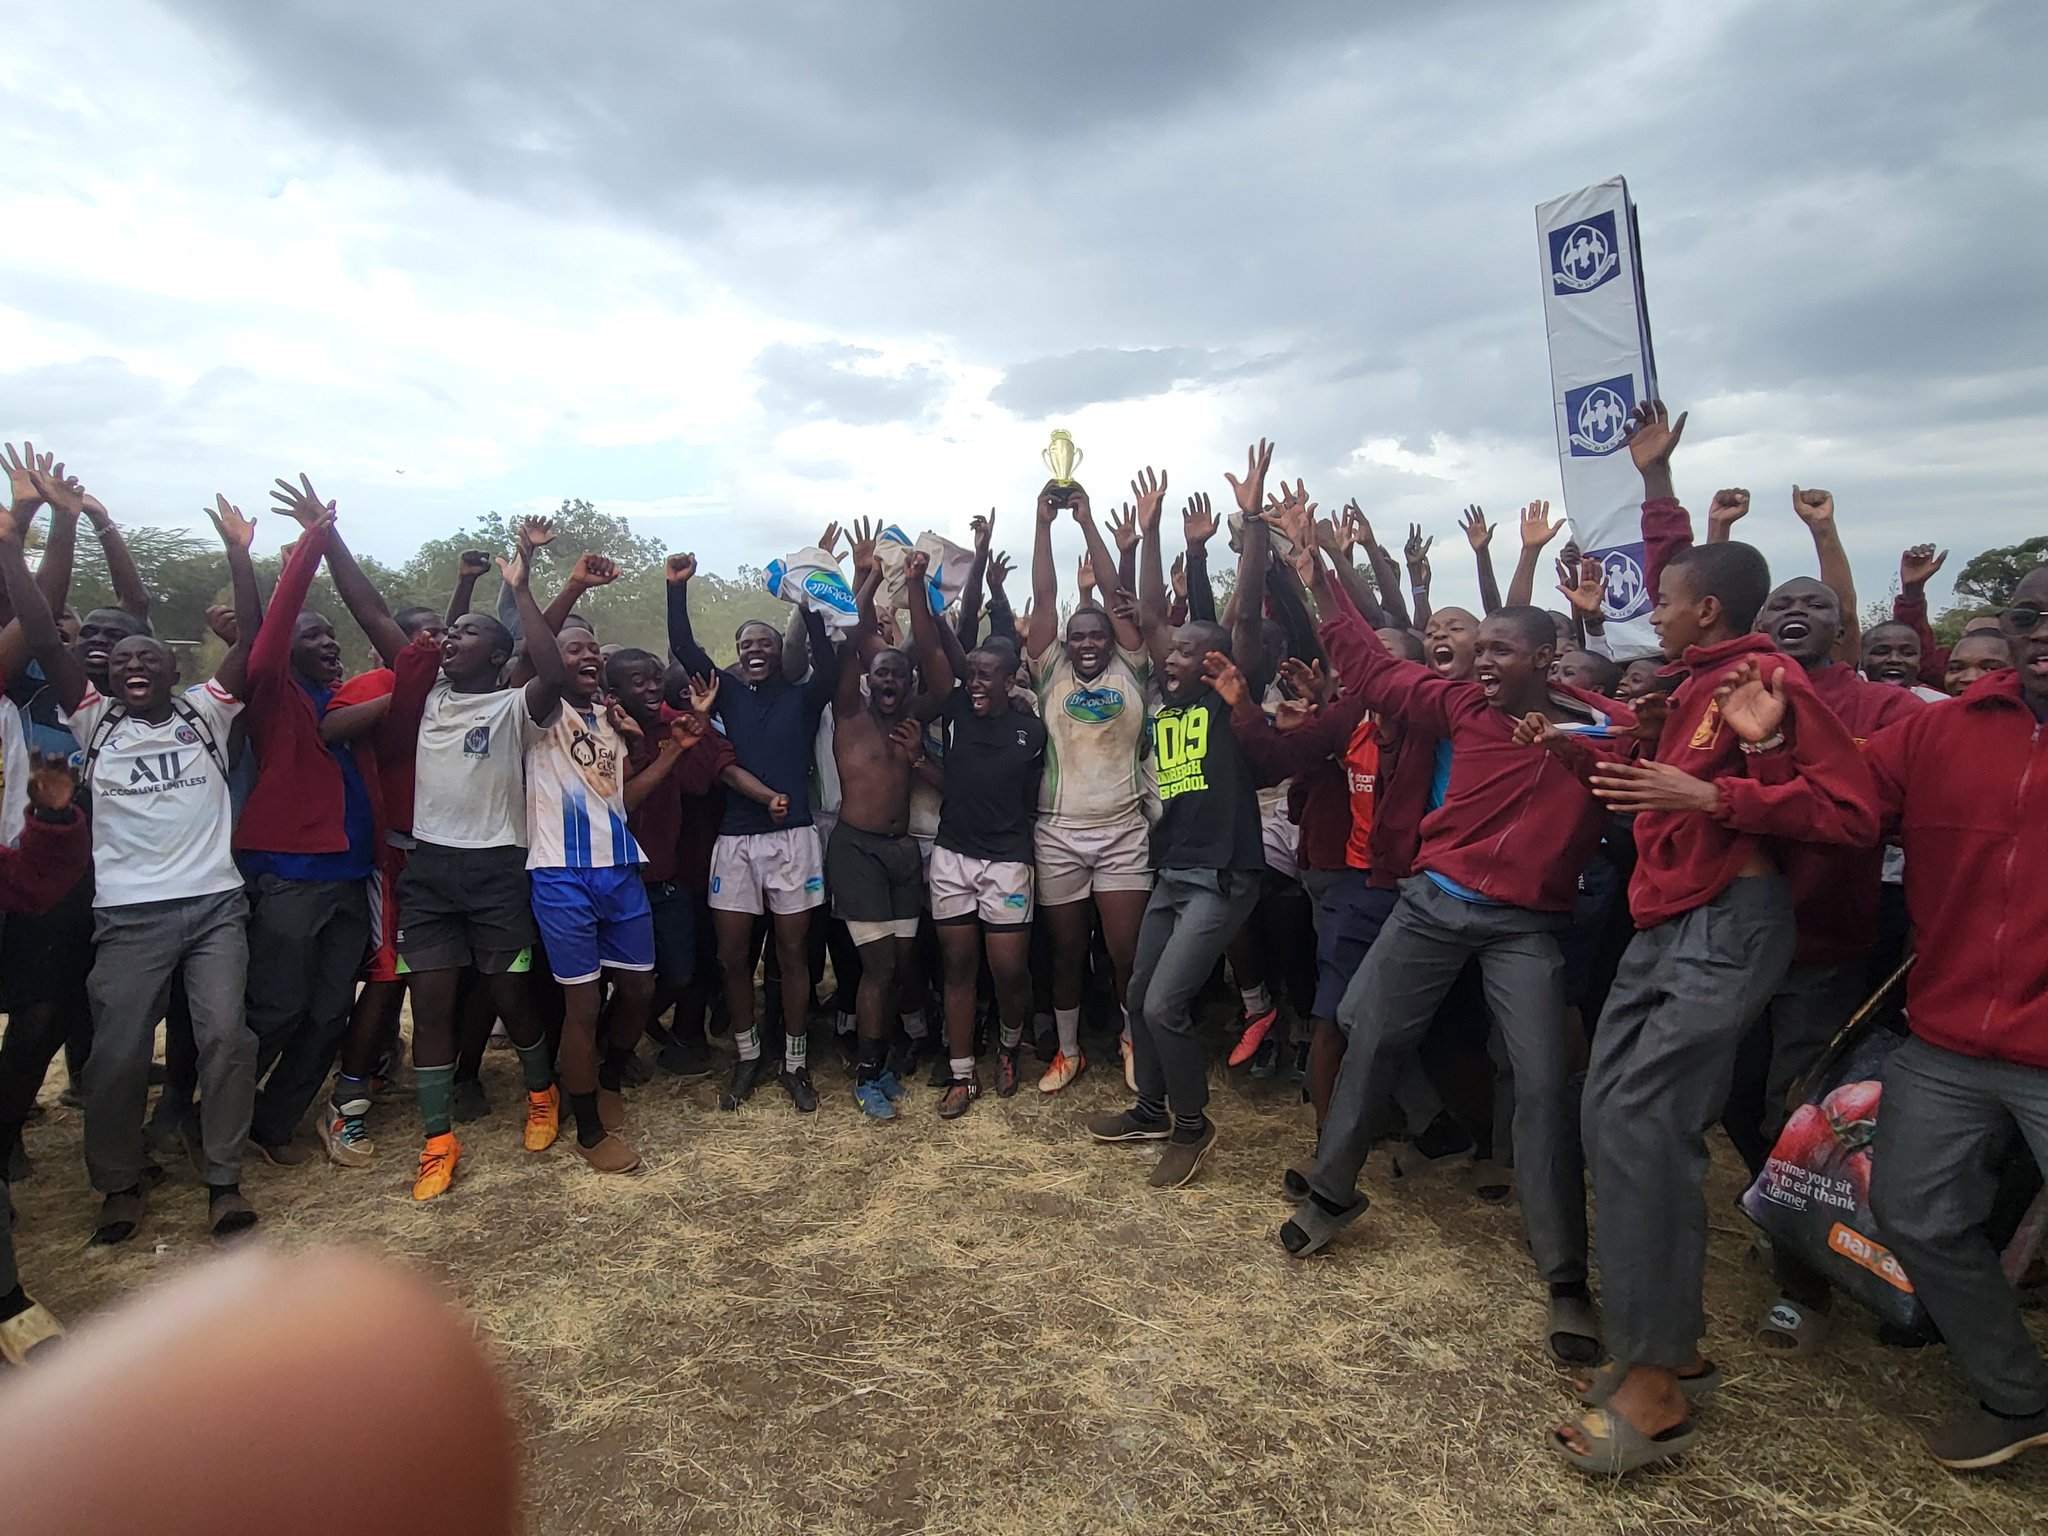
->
[1318,576,1632,913]
[1314,582,1433,888]
[1231,692,1376,872]
[0,808,90,913]
[233,520,383,854]
[1865,672,2048,1067]
[1780,663,1924,965]
[626,710,735,885]
[1628,498,1880,926]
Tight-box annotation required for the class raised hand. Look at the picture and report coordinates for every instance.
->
[1170,552,1187,600]
[80,492,112,528]
[664,552,697,586]
[1459,505,1493,551]
[887,716,925,762]
[848,516,878,576]
[1621,691,1671,744]
[204,604,240,646]
[1223,439,1274,517]
[1106,503,1140,554]
[1200,651,1249,708]
[206,493,257,552]
[1129,467,1168,534]
[1279,655,1328,704]
[1790,485,1835,529]
[1183,491,1217,548]
[517,515,558,552]
[970,511,993,556]
[1260,478,1318,551]
[1076,556,1098,600]
[1624,399,1687,475]
[571,552,620,588]
[1899,543,1947,591]
[2,442,49,515]
[497,547,530,591]
[1035,479,1065,527]
[1517,500,1562,551]
[988,550,1013,589]
[1343,501,1377,556]
[818,521,843,558]
[1556,555,1605,617]
[905,548,931,583]
[458,549,492,580]
[1404,524,1433,583]
[1273,696,1313,733]
[39,462,84,518]
[270,473,336,529]
[1713,657,1789,744]
[668,711,707,748]
[1707,489,1750,536]
[686,671,720,715]
[25,752,77,816]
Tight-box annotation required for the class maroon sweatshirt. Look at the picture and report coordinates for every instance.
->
[1230,691,1373,872]
[1780,662,1924,965]
[1866,672,2048,1067]
[1629,499,1880,927]
[1318,574,1632,913]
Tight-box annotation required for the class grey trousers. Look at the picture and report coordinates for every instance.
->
[85,890,253,1191]
[1315,876,1587,1286]
[1872,1036,2048,1417]
[1584,874,1794,1367]
[245,874,371,1148]
[1126,867,1262,1119]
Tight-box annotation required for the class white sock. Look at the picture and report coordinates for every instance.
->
[949,1056,975,1082]
[901,1010,928,1039]
[1240,984,1272,1019]
[999,1023,1023,1050]
[736,1026,762,1062]
[1054,1007,1082,1057]
[836,1010,856,1036]
[785,1033,807,1074]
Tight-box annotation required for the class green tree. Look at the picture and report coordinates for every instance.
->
[1935,535,2048,644]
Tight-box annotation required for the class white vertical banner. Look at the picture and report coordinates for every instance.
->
[1536,177,1659,658]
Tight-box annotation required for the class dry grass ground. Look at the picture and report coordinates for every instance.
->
[9,1025,2046,1535]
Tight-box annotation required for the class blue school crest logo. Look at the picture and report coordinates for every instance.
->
[1549,212,1620,294]
[1064,685,1125,724]
[1596,544,1651,622]
[463,725,491,757]
[1565,376,1636,456]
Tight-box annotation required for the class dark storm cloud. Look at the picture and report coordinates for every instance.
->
[163,0,2048,560]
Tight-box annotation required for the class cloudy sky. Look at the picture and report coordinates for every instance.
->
[1,0,2040,616]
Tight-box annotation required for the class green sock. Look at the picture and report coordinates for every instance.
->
[416,1064,455,1137]
[513,1037,555,1094]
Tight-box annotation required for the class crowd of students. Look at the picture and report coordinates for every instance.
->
[0,409,2041,1478]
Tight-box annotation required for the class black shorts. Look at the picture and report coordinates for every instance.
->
[826,822,922,926]
[0,872,95,1009]
[395,841,537,975]
[646,879,696,984]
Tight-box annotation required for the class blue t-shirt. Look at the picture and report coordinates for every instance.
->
[1421,737,1502,906]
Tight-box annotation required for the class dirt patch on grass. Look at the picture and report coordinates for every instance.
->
[9,1028,2045,1533]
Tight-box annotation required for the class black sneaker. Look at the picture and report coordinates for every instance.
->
[1087,1108,1172,1143]
[451,1077,490,1123]
[721,1055,764,1111]
[656,1033,712,1079]
[779,1066,819,1113]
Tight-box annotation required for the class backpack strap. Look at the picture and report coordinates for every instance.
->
[78,704,127,786]
[169,697,230,780]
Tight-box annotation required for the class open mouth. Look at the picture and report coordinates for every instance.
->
[1475,670,1501,697]
[1430,643,1455,669]
[120,670,152,701]
[1777,618,1813,644]
[575,661,603,687]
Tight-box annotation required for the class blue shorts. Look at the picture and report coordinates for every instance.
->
[1312,871,1399,1021]
[529,865,656,985]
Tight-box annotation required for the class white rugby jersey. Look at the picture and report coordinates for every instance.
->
[524,703,644,871]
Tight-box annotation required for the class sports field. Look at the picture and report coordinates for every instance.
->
[10,1026,2045,1534]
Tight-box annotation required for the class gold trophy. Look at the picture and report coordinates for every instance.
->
[1042,428,1083,487]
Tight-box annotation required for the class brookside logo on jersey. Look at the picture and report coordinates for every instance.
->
[1548,211,1620,294]
[801,569,858,618]
[1564,375,1636,457]
[1063,685,1126,724]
